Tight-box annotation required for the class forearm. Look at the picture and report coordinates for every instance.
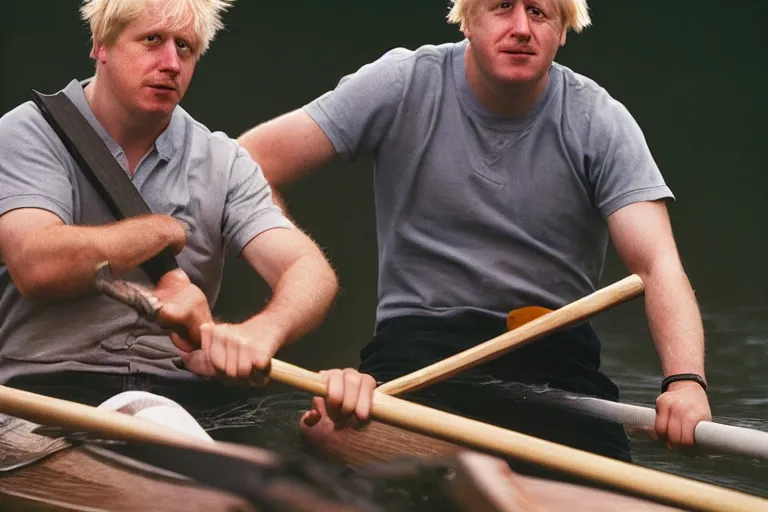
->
[642,258,705,378]
[243,253,338,349]
[15,214,183,298]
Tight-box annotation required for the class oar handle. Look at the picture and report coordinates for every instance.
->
[572,395,768,460]
[270,359,327,395]
[377,274,645,396]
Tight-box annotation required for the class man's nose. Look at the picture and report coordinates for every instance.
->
[509,4,532,39]
[158,41,181,74]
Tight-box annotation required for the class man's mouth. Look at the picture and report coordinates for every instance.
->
[502,50,535,56]
[148,84,176,91]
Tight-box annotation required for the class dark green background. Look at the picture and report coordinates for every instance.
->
[3,1,767,493]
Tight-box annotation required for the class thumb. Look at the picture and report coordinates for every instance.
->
[302,396,327,427]
[301,409,321,427]
[312,396,327,413]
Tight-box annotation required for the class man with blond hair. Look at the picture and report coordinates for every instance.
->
[0,0,375,421]
[239,0,712,466]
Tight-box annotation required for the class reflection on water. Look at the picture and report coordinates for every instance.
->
[600,305,768,497]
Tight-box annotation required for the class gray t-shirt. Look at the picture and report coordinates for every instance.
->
[305,40,673,326]
[0,79,294,383]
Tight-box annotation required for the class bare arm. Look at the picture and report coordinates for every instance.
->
[237,110,337,210]
[0,208,186,298]
[607,200,710,446]
[186,226,339,382]
[607,201,704,378]
[238,227,338,350]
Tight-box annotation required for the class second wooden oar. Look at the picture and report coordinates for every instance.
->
[376,274,644,395]
[268,359,767,512]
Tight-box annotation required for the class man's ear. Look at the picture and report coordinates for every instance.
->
[559,27,567,46]
[91,41,107,62]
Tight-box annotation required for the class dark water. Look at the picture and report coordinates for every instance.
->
[3,0,767,502]
[596,298,768,497]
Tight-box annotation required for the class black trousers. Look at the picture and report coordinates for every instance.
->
[358,312,632,479]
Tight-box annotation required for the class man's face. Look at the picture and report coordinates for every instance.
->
[464,0,566,87]
[94,6,199,119]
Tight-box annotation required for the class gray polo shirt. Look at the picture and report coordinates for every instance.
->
[304,40,673,327]
[0,79,294,383]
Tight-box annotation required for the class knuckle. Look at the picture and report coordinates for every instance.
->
[326,388,342,405]
[252,354,269,370]
[341,399,356,415]
[345,372,362,386]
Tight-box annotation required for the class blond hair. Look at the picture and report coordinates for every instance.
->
[80,0,235,56]
[447,0,591,33]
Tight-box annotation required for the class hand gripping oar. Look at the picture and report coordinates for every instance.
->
[498,384,768,461]
[376,274,645,396]
[85,266,768,511]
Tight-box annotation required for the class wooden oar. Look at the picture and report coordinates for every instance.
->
[376,275,645,396]
[1,365,765,512]
[0,385,279,469]
[271,362,768,512]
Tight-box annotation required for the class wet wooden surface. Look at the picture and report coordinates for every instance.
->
[0,447,254,512]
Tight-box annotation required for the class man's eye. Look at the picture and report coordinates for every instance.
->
[528,7,544,17]
[145,35,159,43]
[499,2,512,9]
[176,40,188,50]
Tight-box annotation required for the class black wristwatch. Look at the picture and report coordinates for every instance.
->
[661,373,707,393]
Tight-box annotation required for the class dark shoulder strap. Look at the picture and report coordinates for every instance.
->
[31,89,179,284]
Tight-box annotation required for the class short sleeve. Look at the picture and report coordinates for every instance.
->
[586,93,675,218]
[0,102,75,224]
[222,146,294,255]
[302,48,409,160]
